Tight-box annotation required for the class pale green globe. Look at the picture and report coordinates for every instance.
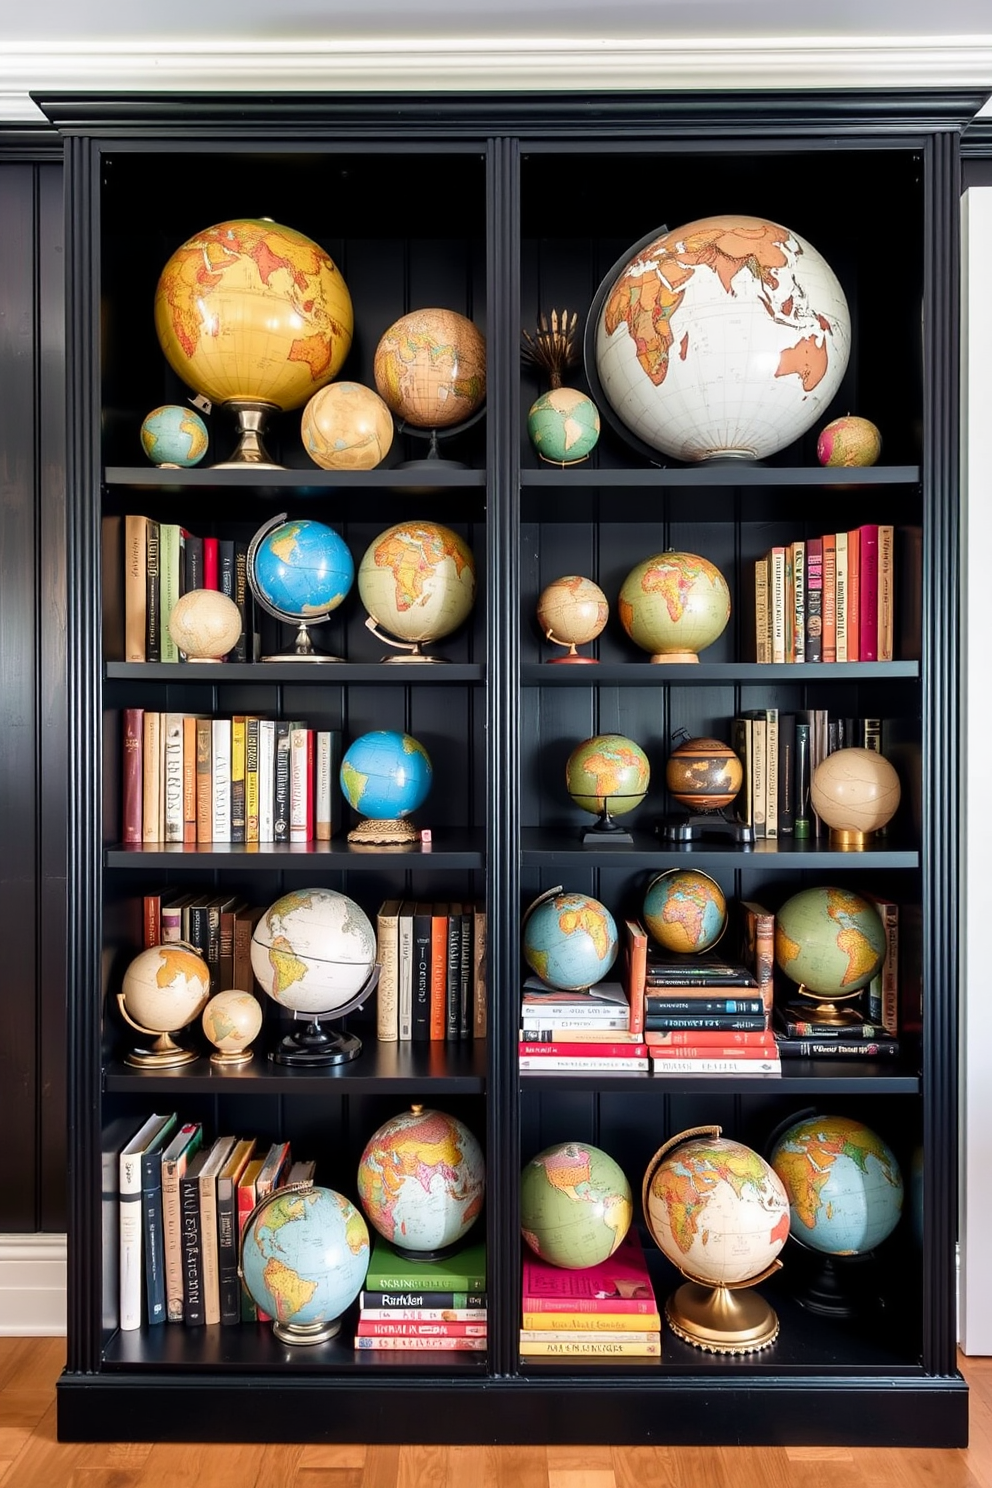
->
[619,550,731,662]
[775,885,886,998]
[527,387,601,465]
[521,1142,632,1269]
[565,733,650,817]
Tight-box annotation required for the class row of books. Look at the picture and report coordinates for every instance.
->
[121,513,254,664]
[520,1230,661,1357]
[755,524,895,664]
[375,899,487,1043]
[731,708,885,840]
[107,1112,311,1332]
[122,709,341,844]
[355,1237,487,1352]
[141,887,262,993]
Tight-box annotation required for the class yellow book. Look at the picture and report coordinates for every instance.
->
[230,715,246,844]
[521,1329,659,1343]
[521,1311,662,1333]
[245,716,259,844]
[519,1337,661,1357]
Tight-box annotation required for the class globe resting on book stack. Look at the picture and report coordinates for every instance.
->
[520,1141,633,1269]
[117,942,212,1068]
[520,1227,662,1358]
[522,889,619,992]
[642,868,728,955]
[357,1105,485,1261]
[250,887,380,1065]
[247,513,355,662]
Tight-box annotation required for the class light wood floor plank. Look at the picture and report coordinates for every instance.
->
[299,1443,367,1469]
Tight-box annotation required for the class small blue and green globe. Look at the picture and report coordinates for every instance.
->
[527,387,601,466]
[340,730,432,821]
[240,1184,370,1342]
[523,890,618,991]
[775,885,885,997]
[251,519,354,622]
[139,404,209,466]
[770,1114,904,1255]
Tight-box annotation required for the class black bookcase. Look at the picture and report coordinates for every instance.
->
[41,88,978,1446]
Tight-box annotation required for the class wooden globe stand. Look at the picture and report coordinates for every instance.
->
[665,1266,783,1354]
[649,650,703,664]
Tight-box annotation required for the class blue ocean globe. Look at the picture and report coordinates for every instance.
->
[523,890,619,991]
[251,518,354,622]
[139,403,209,467]
[340,730,432,821]
[240,1184,370,1344]
[770,1114,904,1256]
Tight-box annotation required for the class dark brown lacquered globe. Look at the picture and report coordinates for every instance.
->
[665,736,743,811]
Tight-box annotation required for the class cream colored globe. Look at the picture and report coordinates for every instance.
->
[537,575,609,655]
[373,308,486,429]
[118,944,212,1066]
[154,218,353,412]
[811,747,901,845]
[358,522,476,648]
[202,989,264,1064]
[301,382,394,471]
[168,588,243,661]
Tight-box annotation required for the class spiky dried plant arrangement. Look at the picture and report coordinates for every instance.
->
[520,308,580,390]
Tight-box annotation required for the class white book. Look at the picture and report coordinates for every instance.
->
[397,902,414,1040]
[649,1057,781,1075]
[376,899,401,1042]
[290,727,310,842]
[769,547,787,664]
[119,1113,172,1332]
[316,731,332,841]
[519,1056,650,1072]
[211,718,231,842]
[258,718,275,842]
[519,1015,631,1032]
[163,713,185,843]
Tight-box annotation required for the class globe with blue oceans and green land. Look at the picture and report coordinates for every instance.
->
[770,1114,904,1255]
[140,404,209,467]
[250,887,377,1016]
[565,733,650,817]
[527,387,601,465]
[240,1184,370,1336]
[775,885,886,997]
[521,1142,633,1269]
[340,730,432,821]
[523,891,618,991]
[643,869,727,954]
[251,519,354,621]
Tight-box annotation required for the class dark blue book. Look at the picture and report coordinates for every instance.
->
[141,1112,179,1326]
[180,1147,210,1326]
[230,540,249,663]
[412,903,432,1043]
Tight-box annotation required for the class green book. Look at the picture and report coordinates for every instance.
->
[364,1235,486,1292]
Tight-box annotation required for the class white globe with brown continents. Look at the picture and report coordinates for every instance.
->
[167,588,243,661]
[301,381,395,470]
[811,747,901,841]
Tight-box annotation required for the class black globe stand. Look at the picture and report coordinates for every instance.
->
[791,1249,886,1319]
[658,809,754,846]
[581,804,634,847]
[389,1238,465,1263]
[394,405,487,472]
[267,965,380,1067]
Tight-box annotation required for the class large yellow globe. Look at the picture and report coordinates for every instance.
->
[154,218,353,412]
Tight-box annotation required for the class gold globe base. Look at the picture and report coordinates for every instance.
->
[212,401,283,469]
[123,1039,199,1069]
[794,984,865,1024]
[827,826,876,850]
[208,1047,256,1067]
[650,651,700,664]
[348,818,420,845]
[664,1281,780,1354]
[272,1315,342,1347]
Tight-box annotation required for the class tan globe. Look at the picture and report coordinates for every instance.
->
[537,575,608,656]
[301,381,394,471]
[811,746,901,841]
[201,989,264,1061]
[154,218,353,411]
[619,550,731,663]
[373,308,486,429]
[358,521,476,649]
[167,588,242,661]
[119,944,211,1068]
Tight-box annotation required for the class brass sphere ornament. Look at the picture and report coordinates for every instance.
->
[536,575,608,663]
[167,588,243,662]
[810,747,901,848]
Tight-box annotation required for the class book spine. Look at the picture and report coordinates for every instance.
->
[444,906,461,1042]
[743,905,775,1015]
[430,906,448,1040]
[472,905,488,1040]
[366,1269,488,1292]
[769,546,787,664]
[412,905,432,1042]
[142,710,161,842]
[520,1329,658,1343]
[142,891,161,949]
[202,536,219,590]
[218,904,238,992]
[878,524,895,660]
[647,1043,775,1060]
[649,1056,780,1074]
[360,1290,486,1310]
[805,537,823,662]
[397,905,414,1041]
[754,556,770,663]
[520,1298,656,1317]
[159,523,181,663]
[731,716,753,828]
[354,1336,487,1351]
[519,1042,648,1058]
[644,997,764,1016]
[142,1150,168,1326]
[162,1128,201,1323]
[199,1171,222,1327]
[646,1027,774,1047]
[847,526,861,661]
[258,719,275,842]
[624,920,647,1039]
[821,533,837,662]
[124,514,148,662]
[775,1037,900,1058]
[519,1056,650,1071]
[122,707,144,844]
[231,541,249,662]
[835,530,849,662]
[119,1148,144,1332]
[245,715,259,843]
[778,713,796,836]
[237,1169,261,1322]
[776,1018,888,1039]
[520,1016,630,1033]
[230,716,246,844]
[163,714,184,842]
[145,519,161,663]
[376,904,399,1042]
[643,1015,768,1032]
[273,723,292,841]
[195,717,212,843]
[359,1306,488,1322]
[161,896,187,943]
[290,726,309,842]
[183,532,203,595]
[355,1321,487,1338]
[518,1339,659,1357]
[644,969,756,987]
[794,722,811,838]
[306,729,315,842]
[182,716,197,843]
[791,539,806,663]
[180,1170,205,1325]
[764,708,779,840]
[750,717,766,837]
[458,910,473,1040]
[315,730,332,841]
[211,718,232,842]
[216,1179,240,1325]
[233,907,261,994]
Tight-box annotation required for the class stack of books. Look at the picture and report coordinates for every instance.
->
[520,1230,662,1357]
[642,948,780,1076]
[354,1236,487,1352]
[518,978,648,1074]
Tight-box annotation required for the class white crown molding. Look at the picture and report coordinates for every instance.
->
[0,1234,66,1337]
[2,35,992,125]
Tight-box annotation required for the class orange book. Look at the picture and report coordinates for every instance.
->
[821,532,837,663]
[182,715,198,844]
[195,716,213,844]
[624,919,648,1038]
[847,527,861,661]
[430,904,448,1040]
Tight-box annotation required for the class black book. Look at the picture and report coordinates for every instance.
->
[644,994,765,1017]
[412,902,432,1042]
[145,518,161,662]
[218,538,236,604]
[644,1013,768,1032]
[458,908,473,1041]
[180,1148,210,1326]
[142,1112,178,1327]
[445,902,462,1042]
[217,1138,255,1326]
[183,532,204,594]
[230,541,249,663]
[774,1004,889,1039]
[778,712,796,835]
[273,722,292,841]
[775,1035,901,1059]
[645,956,755,987]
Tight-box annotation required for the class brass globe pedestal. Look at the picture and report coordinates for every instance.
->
[347,817,420,845]
[116,994,199,1068]
[665,1263,783,1354]
[273,1316,342,1347]
[828,826,876,851]
[212,401,283,469]
[364,617,449,664]
[793,984,865,1026]
[208,1046,255,1068]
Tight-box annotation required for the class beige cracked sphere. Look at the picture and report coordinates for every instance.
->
[301,381,394,470]
[168,588,243,661]
[810,747,901,834]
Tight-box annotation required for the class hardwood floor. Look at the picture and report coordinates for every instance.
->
[1,1338,991,1488]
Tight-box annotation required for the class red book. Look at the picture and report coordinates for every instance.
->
[858,524,880,661]
[623,918,648,1038]
[518,1041,648,1059]
[521,1229,658,1314]
[821,533,837,663]
[122,706,144,844]
[847,527,861,661]
[355,1320,487,1338]
[645,1027,775,1047]
[306,729,315,842]
[740,900,775,1015]
[430,905,448,1040]
[202,536,219,591]
[647,1041,775,1059]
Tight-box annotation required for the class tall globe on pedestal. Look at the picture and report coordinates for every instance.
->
[154,217,353,467]
[118,942,212,1068]
[587,215,850,464]
[619,551,731,663]
[358,521,476,662]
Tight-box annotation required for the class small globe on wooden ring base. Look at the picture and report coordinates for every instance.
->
[167,588,243,662]
[810,746,901,849]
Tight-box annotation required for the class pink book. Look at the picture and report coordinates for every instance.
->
[202,536,219,591]
[859,524,880,661]
[521,1229,658,1314]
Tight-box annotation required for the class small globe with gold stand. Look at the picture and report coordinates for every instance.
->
[810,746,901,849]
[775,885,886,1026]
[167,588,243,662]
[117,942,211,1068]
[536,575,608,663]
[201,989,264,1066]
[659,730,750,844]
[642,1125,790,1354]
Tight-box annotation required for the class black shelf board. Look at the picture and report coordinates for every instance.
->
[520,465,920,489]
[104,1039,487,1094]
[520,828,918,870]
[105,466,486,491]
[106,661,485,684]
[105,829,485,870]
[521,662,919,686]
[519,1061,919,1094]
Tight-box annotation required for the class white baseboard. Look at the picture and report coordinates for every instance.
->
[0,1234,66,1336]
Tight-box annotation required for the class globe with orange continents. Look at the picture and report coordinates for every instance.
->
[357,1106,485,1254]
